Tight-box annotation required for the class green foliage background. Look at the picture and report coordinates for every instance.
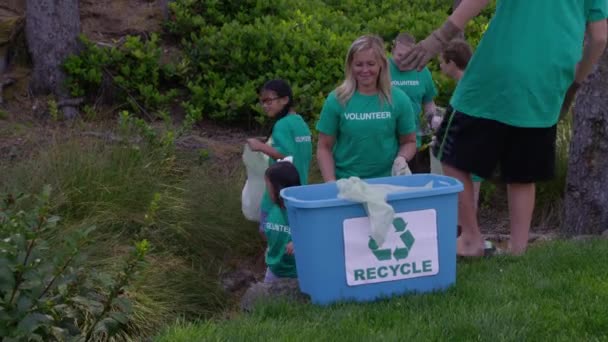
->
[167,0,495,125]
[66,0,495,126]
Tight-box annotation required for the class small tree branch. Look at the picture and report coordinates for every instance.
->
[8,216,45,305]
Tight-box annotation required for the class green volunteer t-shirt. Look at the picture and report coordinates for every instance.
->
[315,87,416,180]
[260,113,313,213]
[451,0,608,128]
[264,205,297,278]
[389,58,438,147]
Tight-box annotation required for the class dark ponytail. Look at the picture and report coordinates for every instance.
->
[260,79,294,140]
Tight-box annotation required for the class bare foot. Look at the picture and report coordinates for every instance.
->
[456,235,485,257]
[507,242,527,256]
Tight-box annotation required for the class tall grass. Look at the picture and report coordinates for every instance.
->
[0,133,260,339]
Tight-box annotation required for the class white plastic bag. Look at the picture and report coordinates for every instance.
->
[241,143,269,222]
[337,177,433,246]
[429,148,444,175]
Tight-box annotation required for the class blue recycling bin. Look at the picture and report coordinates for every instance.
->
[280,174,463,305]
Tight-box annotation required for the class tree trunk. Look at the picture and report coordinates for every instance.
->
[563,47,608,235]
[25,0,81,119]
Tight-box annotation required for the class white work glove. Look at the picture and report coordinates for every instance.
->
[424,110,444,132]
[430,114,443,130]
[391,156,412,176]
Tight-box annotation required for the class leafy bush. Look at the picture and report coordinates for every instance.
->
[64,34,178,120]
[168,0,495,125]
[0,186,149,341]
[166,0,294,32]
[182,6,351,124]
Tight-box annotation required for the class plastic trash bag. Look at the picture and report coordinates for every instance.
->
[241,143,269,222]
[337,177,433,246]
[429,148,444,175]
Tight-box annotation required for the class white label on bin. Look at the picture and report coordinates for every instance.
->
[343,209,439,286]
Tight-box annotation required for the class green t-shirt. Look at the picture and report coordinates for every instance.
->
[260,114,313,213]
[451,0,608,128]
[264,205,297,278]
[315,87,416,179]
[389,58,438,147]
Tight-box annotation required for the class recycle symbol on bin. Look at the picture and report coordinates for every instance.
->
[368,217,415,261]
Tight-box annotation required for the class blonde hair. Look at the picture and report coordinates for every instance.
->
[336,35,392,106]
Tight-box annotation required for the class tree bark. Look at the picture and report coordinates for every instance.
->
[25,0,81,119]
[563,47,608,235]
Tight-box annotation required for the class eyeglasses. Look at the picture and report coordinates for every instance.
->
[259,97,280,106]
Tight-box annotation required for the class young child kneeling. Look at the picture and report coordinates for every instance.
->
[262,160,300,283]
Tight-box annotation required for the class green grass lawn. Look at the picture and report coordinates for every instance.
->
[157,239,608,341]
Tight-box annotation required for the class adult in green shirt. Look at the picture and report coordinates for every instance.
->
[247,80,313,235]
[389,32,438,173]
[316,35,417,181]
[399,0,608,256]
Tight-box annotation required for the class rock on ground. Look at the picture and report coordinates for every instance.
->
[221,269,256,293]
[240,278,309,312]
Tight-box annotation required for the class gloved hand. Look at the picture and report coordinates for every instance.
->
[399,20,462,71]
[391,156,412,176]
[430,114,443,130]
[424,111,443,131]
[424,111,444,132]
[560,81,581,120]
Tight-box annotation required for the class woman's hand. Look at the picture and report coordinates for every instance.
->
[391,156,412,176]
[247,138,266,152]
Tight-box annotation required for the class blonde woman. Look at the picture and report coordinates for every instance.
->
[316,35,417,181]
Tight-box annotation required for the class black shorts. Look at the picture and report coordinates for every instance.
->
[432,109,556,183]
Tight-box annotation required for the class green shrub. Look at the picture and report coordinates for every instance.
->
[168,0,495,125]
[62,0,496,126]
[64,34,178,119]
[63,36,110,99]
[182,9,351,124]
[166,0,295,33]
[0,186,149,341]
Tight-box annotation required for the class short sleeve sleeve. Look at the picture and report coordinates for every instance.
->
[271,119,294,157]
[587,0,608,22]
[315,91,342,136]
